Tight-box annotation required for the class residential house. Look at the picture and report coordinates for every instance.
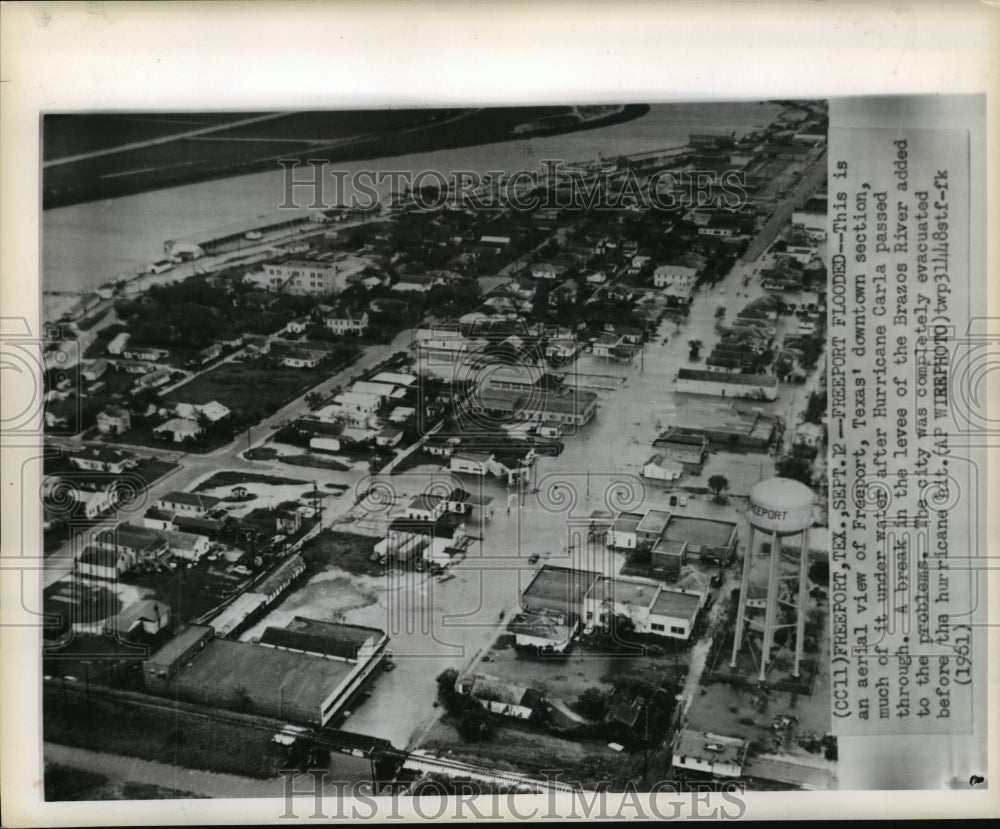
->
[82,360,108,383]
[106,332,130,356]
[77,546,133,580]
[96,406,131,436]
[376,427,403,448]
[456,673,545,721]
[174,400,231,423]
[275,509,303,535]
[133,369,172,393]
[640,453,683,482]
[67,446,138,474]
[123,346,169,362]
[153,417,203,443]
[157,491,221,518]
[531,262,565,281]
[285,316,310,334]
[282,349,321,369]
[549,279,578,307]
[392,274,440,293]
[105,598,171,637]
[197,343,223,365]
[162,530,211,561]
[324,309,369,335]
[544,339,577,362]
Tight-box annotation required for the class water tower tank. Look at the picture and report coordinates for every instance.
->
[747,477,813,534]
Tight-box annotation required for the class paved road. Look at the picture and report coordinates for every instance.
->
[741,149,827,264]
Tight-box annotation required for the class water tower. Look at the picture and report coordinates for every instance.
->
[730,477,814,681]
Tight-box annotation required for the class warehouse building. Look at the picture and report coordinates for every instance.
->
[144,619,388,727]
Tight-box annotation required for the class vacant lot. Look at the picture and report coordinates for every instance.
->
[162,357,329,418]
[193,470,307,492]
[122,561,248,625]
[300,530,382,578]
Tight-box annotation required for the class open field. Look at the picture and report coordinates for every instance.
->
[300,530,383,578]
[43,685,290,779]
[161,358,330,417]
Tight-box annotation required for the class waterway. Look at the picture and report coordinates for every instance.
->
[42,101,783,321]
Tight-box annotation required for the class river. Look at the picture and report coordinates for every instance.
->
[42,101,784,321]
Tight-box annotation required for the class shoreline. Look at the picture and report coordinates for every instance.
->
[43,104,650,210]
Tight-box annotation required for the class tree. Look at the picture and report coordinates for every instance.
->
[455,704,493,742]
[687,339,703,361]
[808,559,830,586]
[576,687,608,721]
[775,455,814,488]
[707,474,730,502]
[804,390,827,425]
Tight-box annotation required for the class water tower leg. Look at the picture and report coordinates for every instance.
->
[759,529,780,682]
[793,529,810,678]
[729,525,755,668]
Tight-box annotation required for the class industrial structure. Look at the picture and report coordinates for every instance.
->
[729,477,814,681]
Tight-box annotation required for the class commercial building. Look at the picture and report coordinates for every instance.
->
[583,576,702,640]
[670,405,778,449]
[262,259,344,296]
[144,619,387,727]
[675,368,779,401]
[652,430,709,464]
[672,729,750,778]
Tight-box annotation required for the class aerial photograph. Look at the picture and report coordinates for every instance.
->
[38,100,834,800]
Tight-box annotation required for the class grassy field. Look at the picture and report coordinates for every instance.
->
[193,470,307,492]
[161,358,329,418]
[43,686,289,779]
[300,530,382,577]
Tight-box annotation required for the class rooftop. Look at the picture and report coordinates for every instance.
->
[674,729,749,769]
[521,566,601,610]
[677,368,778,388]
[612,511,644,534]
[252,554,305,597]
[168,637,358,717]
[260,617,384,661]
[147,624,213,667]
[650,588,702,621]
[587,576,660,609]
[662,515,738,549]
[636,508,672,537]
[161,491,221,509]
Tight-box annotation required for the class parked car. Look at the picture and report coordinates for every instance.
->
[527,553,540,564]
